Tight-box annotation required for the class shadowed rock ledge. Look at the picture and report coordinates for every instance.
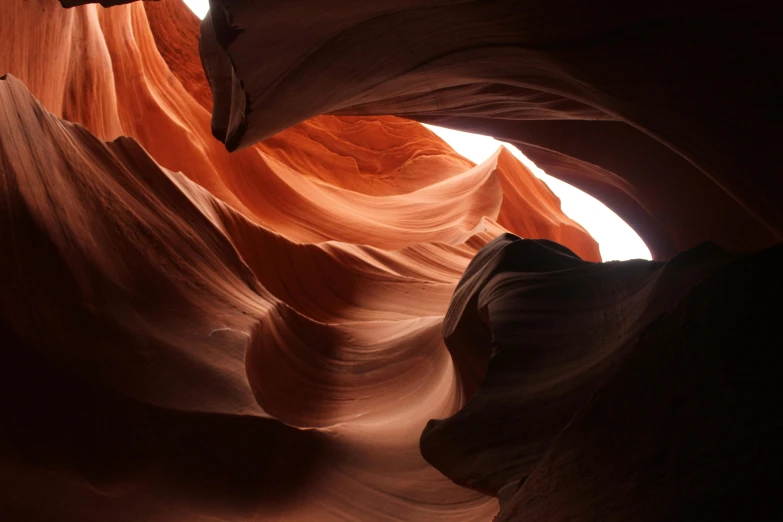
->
[199,0,783,260]
[423,234,782,520]
[1,0,781,520]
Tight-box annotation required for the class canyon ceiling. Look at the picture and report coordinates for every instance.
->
[1,1,780,521]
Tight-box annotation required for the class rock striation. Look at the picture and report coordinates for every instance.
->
[1,0,780,521]
[199,0,783,260]
[1,1,596,520]
[422,234,782,520]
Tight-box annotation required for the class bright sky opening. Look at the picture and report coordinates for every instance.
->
[182,0,651,262]
[423,125,651,261]
[184,0,209,18]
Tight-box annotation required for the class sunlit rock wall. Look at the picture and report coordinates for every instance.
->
[0,1,602,521]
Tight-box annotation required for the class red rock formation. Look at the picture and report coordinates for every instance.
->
[4,0,780,521]
[61,0,156,6]
[0,1,603,521]
[199,0,783,260]
[0,69,497,521]
[6,0,599,258]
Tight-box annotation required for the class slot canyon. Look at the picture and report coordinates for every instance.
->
[1,1,780,521]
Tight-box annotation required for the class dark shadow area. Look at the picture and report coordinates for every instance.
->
[0,319,333,516]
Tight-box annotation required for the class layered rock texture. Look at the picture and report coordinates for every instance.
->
[199,0,783,261]
[423,235,782,520]
[1,0,780,521]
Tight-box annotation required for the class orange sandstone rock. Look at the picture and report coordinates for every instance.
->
[199,0,783,259]
[0,1,600,521]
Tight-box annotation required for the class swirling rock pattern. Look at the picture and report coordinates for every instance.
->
[0,1,602,521]
[3,0,781,520]
[200,0,783,260]
[0,66,493,522]
[500,255,782,521]
[422,235,782,520]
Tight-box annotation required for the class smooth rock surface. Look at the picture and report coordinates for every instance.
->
[422,234,781,522]
[0,1,599,520]
[200,0,783,259]
[2,1,780,521]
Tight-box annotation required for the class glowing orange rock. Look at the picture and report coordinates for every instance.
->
[198,0,783,260]
[0,1,600,521]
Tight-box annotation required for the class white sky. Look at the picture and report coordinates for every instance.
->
[423,125,651,261]
[184,0,209,18]
[182,0,651,261]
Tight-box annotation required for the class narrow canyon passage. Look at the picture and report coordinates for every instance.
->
[1,1,780,521]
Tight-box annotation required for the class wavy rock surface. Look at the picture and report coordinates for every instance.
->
[0,1,603,521]
[200,0,783,260]
[5,0,779,520]
[9,0,599,259]
[428,235,781,520]
[0,68,495,522]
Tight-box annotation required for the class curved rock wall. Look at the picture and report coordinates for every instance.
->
[436,236,781,521]
[199,0,783,260]
[3,0,780,520]
[0,1,604,520]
